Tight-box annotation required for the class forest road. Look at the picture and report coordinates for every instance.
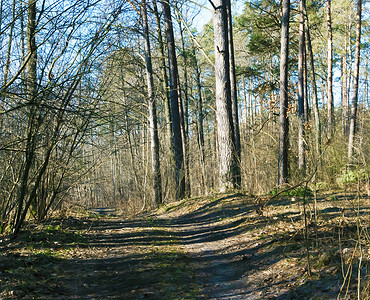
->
[65,193,341,299]
[3,193,354,299]
[63,194,276,299]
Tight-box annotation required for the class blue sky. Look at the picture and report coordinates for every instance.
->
[192,0,245,32]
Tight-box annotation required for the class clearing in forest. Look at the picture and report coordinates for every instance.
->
[0,192,369,299]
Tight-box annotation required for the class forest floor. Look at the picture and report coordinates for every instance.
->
[0,192,369,299]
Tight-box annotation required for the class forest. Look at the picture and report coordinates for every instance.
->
[0,0,369,298]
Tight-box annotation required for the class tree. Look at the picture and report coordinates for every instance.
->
[304,2,321,160]
[348,0,362,159]
[341,49,349,136]
[162,0,185,199]
[210,0,235,191]
[226,0,241,188]
[326,0,334,138]
[192,48,207,192]
[13,0,38,236]
[278,0,290,185]
[153,0,173,150]
[174,5,191,197]
[2,0,127,235]
[142,0,162,206]
[298,0,306,175]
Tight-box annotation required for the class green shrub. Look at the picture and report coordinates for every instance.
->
[336,168,367,187]
[269,186,313,197]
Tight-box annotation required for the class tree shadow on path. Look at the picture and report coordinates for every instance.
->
[1,193,367,299]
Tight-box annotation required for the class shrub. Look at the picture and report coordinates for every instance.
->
[269,186,313,197]
[336,168,367,187]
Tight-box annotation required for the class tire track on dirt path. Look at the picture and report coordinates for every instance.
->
[157,194,266,299]
[2,193,365,299]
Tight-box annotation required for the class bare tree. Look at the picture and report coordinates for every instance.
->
[348,0,362,159]
[142,0,162,206]
[153,0,173,149]
[14,0,38,234]
[304,3,321,159]
[298,0,306,175]
[341,50,349,136]
[162,0,185,199]
[326,0,334,138]
[278,0,290,185]
[193,48,207,192]
[226,0,241,188]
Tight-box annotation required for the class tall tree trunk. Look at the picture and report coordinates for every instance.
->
[303,48,309,124]
[162,0,185,199]
[226,0,241,188]
[110,119,116,204]
[304,4,321,160]
[211,0,235,191]
[326,0,334,138]
[341,50,349,136]
[176,77,190,197]
[194,50,206,192]
[348,0,362,159]
[243,76,248,124]
[3,0,16,86]
[364,55,369,108]
[347,22,353,113]
[20,1,26,85]
[177,19,191,197]
[298,0,306,175]
[142,0,162,207]
[153,0,173,149]
[14,0,38,231]
[0,1,3,49]
[278,0,290,186]
[249,79,254,127]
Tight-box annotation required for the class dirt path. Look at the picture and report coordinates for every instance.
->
[1,193,368,299]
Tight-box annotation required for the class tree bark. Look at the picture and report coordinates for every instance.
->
[341,54,348,136]
[226,0,241,188]
[326,0,334,138]
[3,0,16,86]
[341,36,349,136]
[211,0,235,191]
[177,17,191,197]
[298,0,306,175]
[303,48,309,124]
[348,0,362,159]
[364,55,369,108]
[162,0,185,199]
[142,0,162,207]
[153,0,173,149]
[176,77,190,197]
[14,0,38,231]
[278,0,290,186]
[304,3,321,160]
[194,49,206,192]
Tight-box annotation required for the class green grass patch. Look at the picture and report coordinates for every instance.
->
[269,186,313,197]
